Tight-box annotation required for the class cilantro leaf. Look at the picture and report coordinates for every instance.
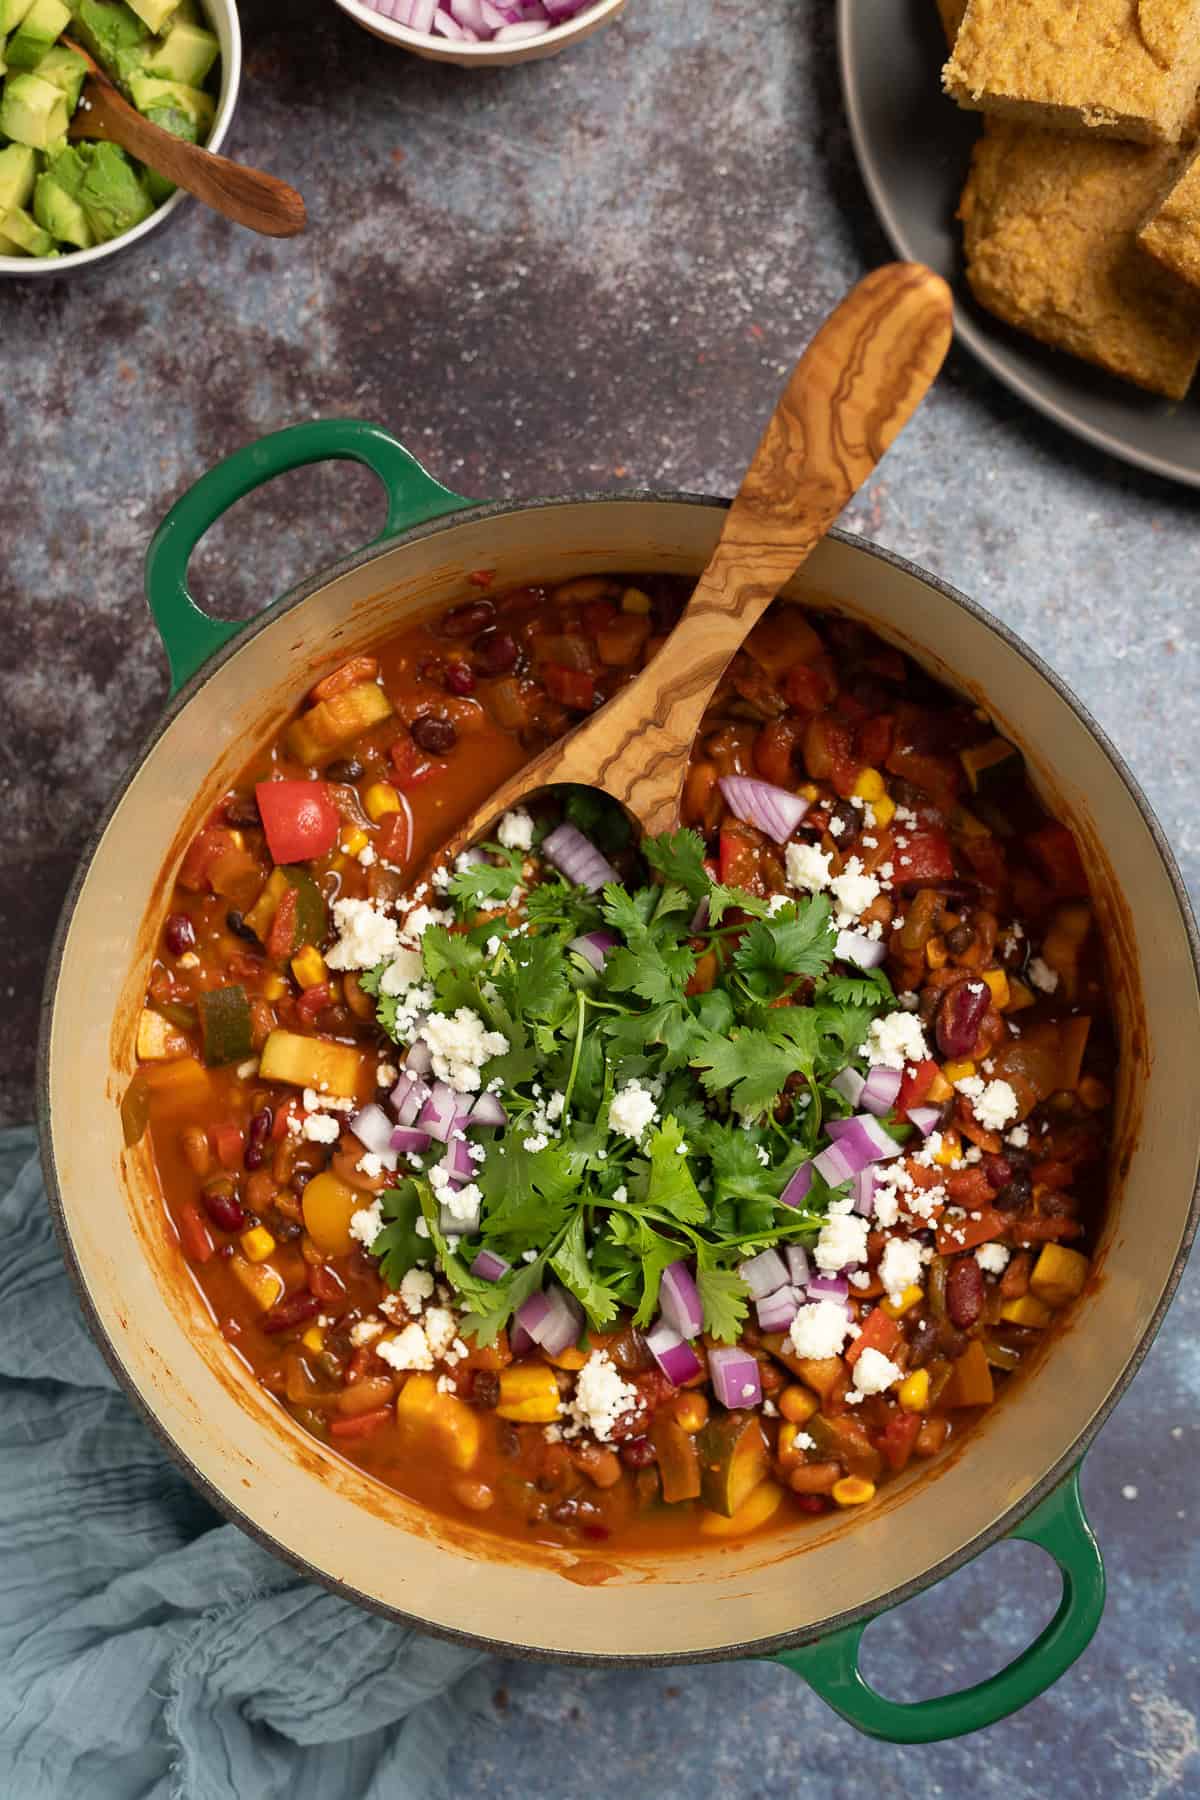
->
[732,895,836,983]
[460,1254,546,1345]
[642,829,711,902]
[690,1026,798,1120]
[420,926,483,984]
[644,1115,708,1225]
[447,845,525,910]
[373,1182,428,1287]
[695,1260,749,1342]
[478,1140,580,1240]
[820,968,896,1008]
[550,1213,620,1328]
[707,884,778,925]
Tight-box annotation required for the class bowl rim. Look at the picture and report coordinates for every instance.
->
[36,489,1200,1663]
[330,0,625,60]
[0,0,243,280]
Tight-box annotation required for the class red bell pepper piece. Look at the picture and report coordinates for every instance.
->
[855,714,895,768]
[255,780,339,866]
[895,1058,938,1115]
[543,664,596,711]
[1026,822,1089,899]
[935,1198,1008,1255]
[177,1199,215,1265]
[844,1306,902,1368]
[876,1408,922,1473]
[265,884,300,963]
[329,1408,393,1441]
[893,828,955,885]
[211,1123,245,1171]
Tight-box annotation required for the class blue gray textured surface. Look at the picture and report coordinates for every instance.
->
[1,0,1197,1793]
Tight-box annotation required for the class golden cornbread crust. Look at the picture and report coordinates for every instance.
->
[959,121,1200,396]
[945,0,1200,144]
[1138,145,1200,284]
[937,0,970,47]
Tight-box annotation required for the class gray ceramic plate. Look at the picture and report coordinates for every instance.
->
[837,0,1200,489]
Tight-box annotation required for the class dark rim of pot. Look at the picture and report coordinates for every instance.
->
[35,491,1200,1668]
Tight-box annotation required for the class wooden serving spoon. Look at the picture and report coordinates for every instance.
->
[64,37,306,239]
[425,261,953,878]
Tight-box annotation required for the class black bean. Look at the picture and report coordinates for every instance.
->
[828,800,860,846]
[469,1371,501,1409]
[326,757,365,783]
[222,793,261,829]
[907,1321,939,1368]
[411,715,457,754]
[994,1169,1032,1213]
[946,922,976,957]
[226,910,260,944]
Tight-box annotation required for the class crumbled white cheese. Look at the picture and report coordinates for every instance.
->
[300,1112,341,1145]
[956,1076,1020,1132]
[439,1179,483,1223]
[357,1152,384,1179]
[608,1079,659,1141]
[611,1184,629,1206]
[302,1087,356,1114]
[379,948,426,994]
[349,1200,384,1249]
[397,903,453,949]
[976,1243,1011,1275]
[879,1237,923,1300]
[358,845,377,867]
[564,1351,634,1442]
[785,842,833,894]
[862,1012,930,1071]
[419,1007,509,1092]
[399,1267,435,1314]
[787,1300,851,1360]
[349,1319,385,1346]
[377,1323,434,1372]
[852,1346,903,1396]
[376,1062,398,1087]
[830,855,882,924]
[1027,956,1059,994]
[422,1306,458,1359]
[325,898,402,971]
[497,808,535,851]
[1006,1123,1030,1150]
[815,1211,869,1273]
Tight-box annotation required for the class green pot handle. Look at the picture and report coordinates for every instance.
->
[144,418,471,694]
[772,1466,1104,1744]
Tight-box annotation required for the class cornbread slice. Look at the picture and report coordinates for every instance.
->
[937,0,969,47]
[1138,144,1200,285]
[959,120,1200,396]
[945,0,1200,144]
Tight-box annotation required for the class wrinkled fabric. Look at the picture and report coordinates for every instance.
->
[0,1127,492,1800]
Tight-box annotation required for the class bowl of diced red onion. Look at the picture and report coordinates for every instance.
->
[333,0,626,63]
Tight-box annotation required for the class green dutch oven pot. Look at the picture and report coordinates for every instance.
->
[40,420,1200,1746]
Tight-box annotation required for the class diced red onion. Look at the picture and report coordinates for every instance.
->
[784,1244,811,1286]
[469,1090,507,1128]
[717,775,811,845]
[659,1260,703,1340]
[404,1039,433,1078]
[756,1284,802,1333]
[853,1166,877,1215]
[349,1104,399,1169]
[779,1162,815,1209]
[861,1065,903,1117]
[433,6,472,35]
[390,1125,432,1155]
[835,927,888,970]
[517,1281,582,1356]
[541,822,619,893]
[451,0,486,24]
[510,1320,534,1355]
[567,929,617,972]
[708,1346,762,1410]
[830,1067,865,1108]
[515,1290,553,1340]
[495,17,549,35]
[417,1080,470,1144]
[909,1105,943,1137]
[442,1134,476,1182]
[813,1138,859,1187]
[807,1274,850,1301]
[737,1247,789,1299]
[645,1319,703,1386]
[391,1071,431,1126]
[824,1113,903,1163]
[689,896,710,933]
[471,1248,510,1281]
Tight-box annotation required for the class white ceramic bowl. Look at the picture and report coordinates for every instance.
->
[0,0,242,280]
[332,0,626,67]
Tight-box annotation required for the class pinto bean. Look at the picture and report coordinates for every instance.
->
[788,1461,842,1495]
[935,978,991,1058]
[946,1257,985,1329]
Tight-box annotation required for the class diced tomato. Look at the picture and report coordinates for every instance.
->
[1026,822,1089,899]
[893,828,955,886]
[178,825,242,893]
[295,982,332,1025]
[177,1199,215,1264]
[784,658,836,713]
[935,1200,1008,1255]
[718,822,763,891]
[895,1058,938,1115]
[329,1408,393,1441]
[271,1098,301,1141]
[255,780,339,865]
[211,1122,245,1170]
[946,1168,999,1211]
[844,1306,901,1369]
[543,664,596,711]
[753,717,804,787]
[389,734,436,792]
[266,884,300,962]
[308,1261,346,1303]
[855,714,895,768]
[377,811,412,865]
[876,1408,922,1473]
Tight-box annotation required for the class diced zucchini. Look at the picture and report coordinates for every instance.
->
[136,1006,189,1061]
[259,1029,363,1096]
[244,865,327,952]
[699,1480,783,1537]
[959,736,1021,795]
[697,1411,768,1518]
[197,984,253,1066]
[649,1412,701,1503]
[287,680,394,767]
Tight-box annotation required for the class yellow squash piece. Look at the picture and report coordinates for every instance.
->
[882,1285,924,1320]
[396,1373,481,1469]
[302,1170,363,1258]
[231,1254,285,1312]
[699,1479,784,1537]
[291,945,327,990]
[136,1008,189,1062]
[942,1339,995,1408]
[1000,1294,1053,1329]
[1030,1244,1089,1308]
[496,1362,561,1423]
[259,1029,363,1096]
[288,679,393,767]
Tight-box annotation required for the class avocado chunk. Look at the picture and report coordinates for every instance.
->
[31,44,89,109]
[126,0,180,31]
[42,143,89,198]
[6,0,71,71]
[697,1411,769,1518]
[0,0,35,33]
[33,170,94,246]
[144,19,218,85]
[0,142,37,215]
[78,140,154,241]
[128,71,214,133]
[72,0,151,71]
[0,72,70,148]
[0,203,55,254]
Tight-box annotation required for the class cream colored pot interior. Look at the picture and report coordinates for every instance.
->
[45,500,1200,1658]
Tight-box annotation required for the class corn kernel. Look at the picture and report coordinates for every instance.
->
[341,826,369,856]
[777,1421,803,1465]
[621,586,652,614]
[496,1363,561,1423]
[301,1325,325,1353]
[227,829,245,851]
[291,945,327,990]
[925,936,948,969]
[832,1477,876,1507]
[263,973,287,1002]
[941,1059,976,1085]
[799,783,819,802]
[999,1295,1053,1329]
[364,781,401,821]
[779,1383,819,1425]
[882,1284,923,1319]
[872,793,896,827]
[853,767,885,803]
[981,968,1010,1008]
[926,1070,954,1103]
[899,1369,930,1412]
[240,1225,276,1263]
[933,1129,962,1166]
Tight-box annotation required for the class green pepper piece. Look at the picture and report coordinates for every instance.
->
[198,985,253,1066]
[281,866,327,951]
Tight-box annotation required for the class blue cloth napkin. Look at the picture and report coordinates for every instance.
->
[0,1127,492,1800]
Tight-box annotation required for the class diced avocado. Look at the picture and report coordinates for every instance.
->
[42,141,88,197]
[0,225,29,255]
[31,43,89,108]
[143,167,176,205]
[169,0,204,23]
[0,0,35,32]
[128,71,213,132]
[33,169,94,246]
[0,142,37,214]
[111,38,156,87]
[143,101,198,143]
[72,0,150,71]
[6,0,71,71]
[697,1411,769,1518]
[0,72,69,147]
[0,203,55,254]
[126,0,180,31]
[144,19,217,84]
[78,140,153,241]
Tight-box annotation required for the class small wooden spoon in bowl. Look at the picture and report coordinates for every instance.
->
[64,37,306,239]
[422,261,953,881]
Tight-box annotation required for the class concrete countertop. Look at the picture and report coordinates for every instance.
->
[2,1,1195,1791]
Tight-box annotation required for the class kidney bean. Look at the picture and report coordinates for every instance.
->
[946,1257,984,1329]
[411,714,457,754]
[792,1493,832,1514]
[243,1108,273,1171]
[201,1182,246,1233]
[981,1153,1013,1192]
[935,978,991,1058]
[164,912,196,957]
[325,756,365,783]
[222,792,261,829]
[261,1292,323,1336]
[945,922,976,957]
[440,599,495,638]
[472,626,518,674]
[444,661,476,697]
[619,1436,657,1470]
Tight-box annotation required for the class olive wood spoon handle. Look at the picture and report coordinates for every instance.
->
[64,38,306,239]
[426,261,953,871]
